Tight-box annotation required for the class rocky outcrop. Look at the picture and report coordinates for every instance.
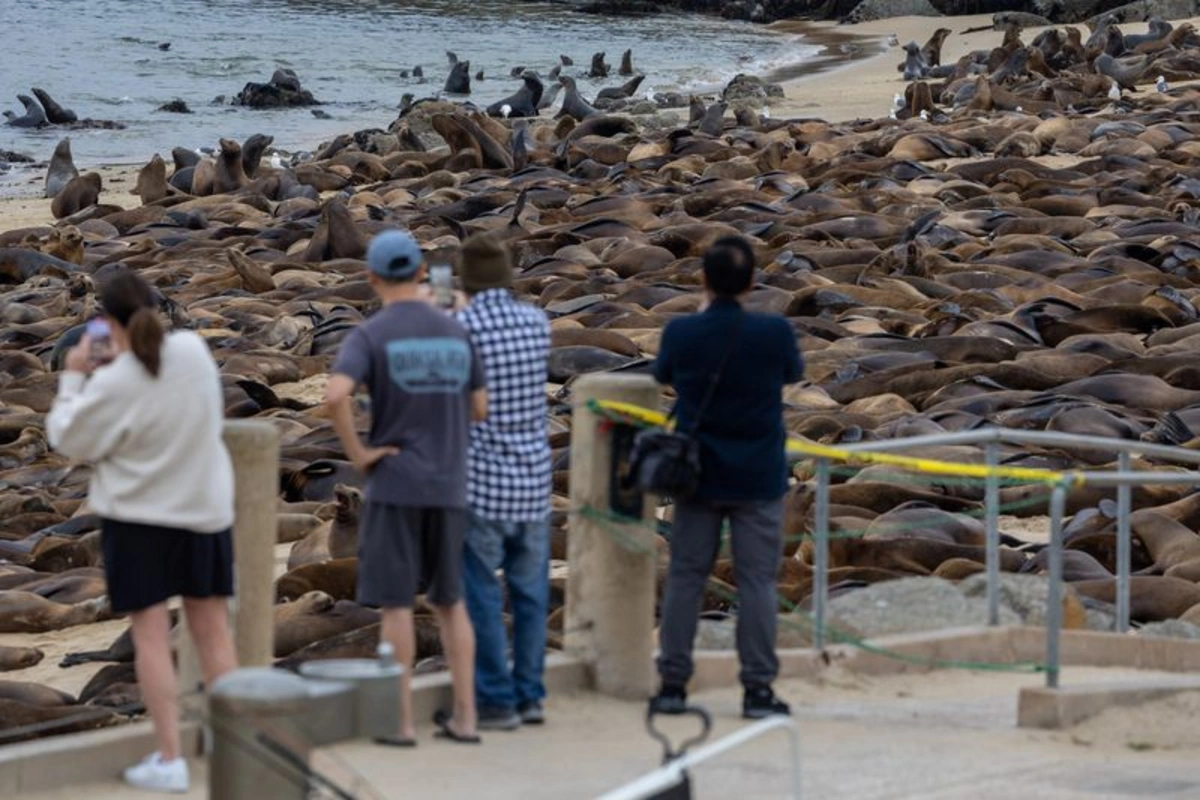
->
[235,69,320,109]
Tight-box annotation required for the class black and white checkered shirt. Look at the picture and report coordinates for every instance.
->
[457,289,552,520]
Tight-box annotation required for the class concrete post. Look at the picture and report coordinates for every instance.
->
[566,374,660,699]
[223,420,280,667]
[178,421,279,739]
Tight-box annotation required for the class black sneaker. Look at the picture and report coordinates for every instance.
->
[742,685,790,720]
[648,683,688,716]
[518,701,544,725]
[477,706,522,731]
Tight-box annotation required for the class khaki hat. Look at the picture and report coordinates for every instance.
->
[457,232,513,293]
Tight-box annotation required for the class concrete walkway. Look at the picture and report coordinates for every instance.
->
[20,666,1200,799]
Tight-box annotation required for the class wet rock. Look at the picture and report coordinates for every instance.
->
[235,69,320,109]
[0,150,34,163]
[155,99,192,114]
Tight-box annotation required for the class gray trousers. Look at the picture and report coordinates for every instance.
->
[657,497,784,689]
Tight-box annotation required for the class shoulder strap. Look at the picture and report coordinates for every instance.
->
[684,309,744,435]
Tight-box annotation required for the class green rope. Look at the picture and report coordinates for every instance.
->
[572,503,1049,674]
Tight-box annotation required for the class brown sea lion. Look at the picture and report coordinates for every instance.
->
[0,645,44,672]
[1072,576,1200,623]
[276,558,357,602]
[0,680,74,706]
[274,593,380,657]
[133,154,171,203]
[0,592,108,633]
[49,172,101,219]
[0,699,117,744]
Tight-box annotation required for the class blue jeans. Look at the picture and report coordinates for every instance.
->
[463,511,550,711]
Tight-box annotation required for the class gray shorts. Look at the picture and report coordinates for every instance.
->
[357,503,466,608]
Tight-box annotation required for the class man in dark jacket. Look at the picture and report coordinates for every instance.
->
[649,235,804,719]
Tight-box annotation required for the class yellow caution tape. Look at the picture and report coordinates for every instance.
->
[592,399,1083,487]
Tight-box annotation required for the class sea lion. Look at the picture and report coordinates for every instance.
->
[0,699,116,744]
[50,172,101,220]
[212,138,249,194]
[274,594,380,657]
[276,557,357,602]
[133,154,170,203]
[920,28,951,69]
[241,133,274,177]
[0,680,74,707]
[444,60,472,94]
[557,75,598,121]
[30,88,77,124]
[1072,576,1200,623]
[1129,510,1200,581]
[619,49,634,76]
[0,646,43,672]
[44,138,78,198]
[899,42,928,81]
[597,74,645,102]
[0,593,108,633]
[5,94,47,128]
[301,201,367,262]
[486,72,544,118]
[588,51,609,78]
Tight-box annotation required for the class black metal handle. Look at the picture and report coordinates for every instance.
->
[646,705,712,765]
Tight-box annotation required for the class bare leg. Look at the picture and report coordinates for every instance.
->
[130,603,181,760]
[433,601,477,736]
[381,607,416,739]
[182,596,238,687]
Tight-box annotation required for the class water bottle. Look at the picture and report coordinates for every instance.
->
[377,641,396,668]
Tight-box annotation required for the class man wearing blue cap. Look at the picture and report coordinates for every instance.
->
[326,229,486,745]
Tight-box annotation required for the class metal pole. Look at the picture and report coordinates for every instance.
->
[984,443,1000,626]
[813,458,830,651]
[1045,484,1067,690]
[1116,452,1132,633]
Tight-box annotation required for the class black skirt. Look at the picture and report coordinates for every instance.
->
[101,518,234,614]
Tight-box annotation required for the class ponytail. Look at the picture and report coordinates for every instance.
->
[127,307,164,377]
[99,269,165,378]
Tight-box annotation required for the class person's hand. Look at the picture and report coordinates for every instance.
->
[353,446,399,474]
[64,335,94,375]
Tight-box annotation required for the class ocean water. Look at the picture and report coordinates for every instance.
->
[0,0,812,169]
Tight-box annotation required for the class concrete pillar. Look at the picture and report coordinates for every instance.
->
[178,420,279,739]
[223,420,280,667]
[566,374,660,699]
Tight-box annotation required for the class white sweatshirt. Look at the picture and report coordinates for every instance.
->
[46,331,235,533]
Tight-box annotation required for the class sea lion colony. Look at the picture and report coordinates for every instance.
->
[9,17,1200,739]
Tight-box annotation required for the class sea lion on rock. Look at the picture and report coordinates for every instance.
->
[486,73,543,118]
[557,76,598,121]
[30,89,76,124]
[5,95,47,128]
[44,138,77,198]
[50,172,101,220]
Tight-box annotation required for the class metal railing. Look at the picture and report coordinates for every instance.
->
[596,717,802,800]
[812,426,1200,689]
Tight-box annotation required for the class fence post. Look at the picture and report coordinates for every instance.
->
[566,374,660,699]
[812,458,830,651]
[223,420,280,666]
[1115,452,1132,633]
[1045,483,1067,690]
[984,443,1000,626]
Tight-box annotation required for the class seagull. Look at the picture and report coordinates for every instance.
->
[762,107,770,119]
[1157,75,1169,93]
[501,104,512,119]
[1108,81,1121,101]
[919,109,930,121]
[887,33,899,47]
[892,92,905,111]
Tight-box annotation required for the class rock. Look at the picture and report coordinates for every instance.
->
[155,99,192,114]
[826,577,1019,638]
[692,615,826,650]
[721,74,784,108]
[235,69,320,109]
[847,0,942,23]
[1138,619,1200,640]
[958,573,1088,629]
[0,150,34,163]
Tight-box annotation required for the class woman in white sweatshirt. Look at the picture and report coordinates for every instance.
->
[47,271,238,794]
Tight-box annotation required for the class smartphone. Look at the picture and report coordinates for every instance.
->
[429,264,454,310]
[86,318,115,367]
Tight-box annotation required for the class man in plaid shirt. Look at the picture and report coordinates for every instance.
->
[455,232,553,731]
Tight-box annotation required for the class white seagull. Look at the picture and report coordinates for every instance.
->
[1156,75,1169,93]
[887,34,899,47]
[1108,81,1121,102]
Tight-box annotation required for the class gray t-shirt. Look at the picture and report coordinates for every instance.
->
[332,300,484,508]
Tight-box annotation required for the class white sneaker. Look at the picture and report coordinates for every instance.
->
[123,752,189,793]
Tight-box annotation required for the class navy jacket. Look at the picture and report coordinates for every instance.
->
[652,297,803,503]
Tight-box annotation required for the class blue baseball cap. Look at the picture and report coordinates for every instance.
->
[367,230,424,281]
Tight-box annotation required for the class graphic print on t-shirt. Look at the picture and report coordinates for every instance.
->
[386,337,471,393]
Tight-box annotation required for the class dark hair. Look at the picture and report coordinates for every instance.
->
[702,236,756,298]
[100,271,164,377]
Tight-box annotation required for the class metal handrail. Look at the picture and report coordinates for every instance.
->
[596,717,802,800]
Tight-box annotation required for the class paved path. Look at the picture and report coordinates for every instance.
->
[21,667,1200,799]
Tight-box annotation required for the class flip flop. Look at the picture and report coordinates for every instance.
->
[432,709,481,745]
[373,735,417,748]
